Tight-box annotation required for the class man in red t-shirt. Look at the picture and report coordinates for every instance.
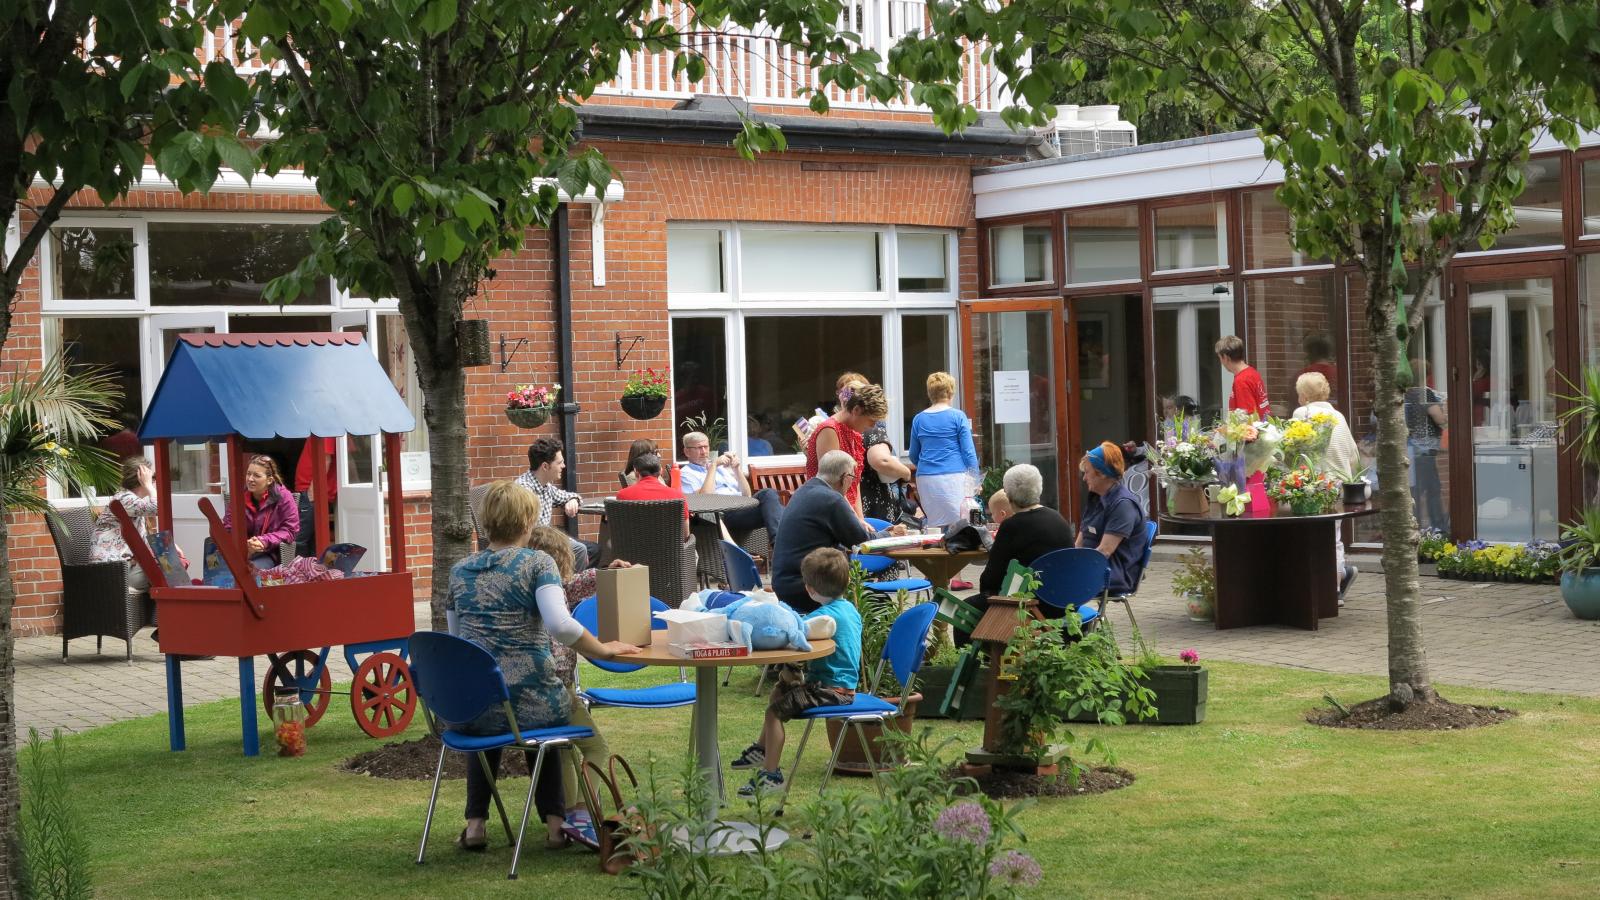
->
[293,436,339,557]
[615,452,691,541]
[1217,335,1270,419]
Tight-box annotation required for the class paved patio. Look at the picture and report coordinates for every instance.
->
[13,554,1600,737]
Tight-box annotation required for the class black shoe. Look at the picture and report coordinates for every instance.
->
[1338,565,1357,605]
[730,743,766,770]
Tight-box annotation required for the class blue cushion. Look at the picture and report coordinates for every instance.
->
[1078,605,1100,626]
[582,683,696,708]
[795,694,900,720]
[865,578,931,594]
[853,553,896,576]
[441,723,594,753]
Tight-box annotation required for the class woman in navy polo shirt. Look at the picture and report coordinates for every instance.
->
[1076,442,1149,594]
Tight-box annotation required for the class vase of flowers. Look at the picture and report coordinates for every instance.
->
[620,366,669,420]
[1150,432,1215,515]
[1267,465,1340,516]
[505,381,559,428]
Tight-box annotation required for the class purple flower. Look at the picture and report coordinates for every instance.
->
[934,802,992,845]
[988,850,1042,886]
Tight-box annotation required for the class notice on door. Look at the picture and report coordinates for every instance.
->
[993,370,1031,424]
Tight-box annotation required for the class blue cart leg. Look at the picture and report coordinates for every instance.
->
[165,655,186,752]
[239,656,259,757]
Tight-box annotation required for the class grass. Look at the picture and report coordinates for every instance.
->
[32,660,1600,899]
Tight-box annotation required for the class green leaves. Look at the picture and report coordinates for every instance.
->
[418,0,457,37]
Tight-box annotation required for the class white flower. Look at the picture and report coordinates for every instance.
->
[1175,442,1195,453]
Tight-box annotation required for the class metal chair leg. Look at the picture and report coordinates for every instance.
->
[851,720,888,801]
[775,718,816,817]
[508,744,551,880]
[814,718,852,801]
[416,741,449,864]
[477,751,515,843]
[1120,598,1141,635]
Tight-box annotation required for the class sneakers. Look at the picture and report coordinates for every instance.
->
[730,743,765,770]
[737,769,784,798]
[1338,565,1357,606]
[561,808,600,850]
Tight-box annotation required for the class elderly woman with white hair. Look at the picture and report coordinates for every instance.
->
[967,464,1077,635]
[1292,371,1360,602]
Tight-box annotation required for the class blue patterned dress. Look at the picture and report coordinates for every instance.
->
[448,547,570,735]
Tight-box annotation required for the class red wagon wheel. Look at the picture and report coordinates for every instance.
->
[351,651,416,738]
[262,650,333,727]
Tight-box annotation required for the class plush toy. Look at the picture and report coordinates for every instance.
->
[684,589,839,649]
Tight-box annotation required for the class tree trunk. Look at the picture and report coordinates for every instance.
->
[1366,268,1438,709]
[420,363,471,633]
[0,516,23,898]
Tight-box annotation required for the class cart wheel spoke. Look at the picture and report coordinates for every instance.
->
[262,649,331,727]
[351,652,415,738]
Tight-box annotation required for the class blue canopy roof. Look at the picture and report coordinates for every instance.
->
[139,333,417,442]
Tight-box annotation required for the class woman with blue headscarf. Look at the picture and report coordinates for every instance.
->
[1077,442,1149,595]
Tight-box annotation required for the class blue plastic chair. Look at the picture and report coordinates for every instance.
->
[570,597,696,709]
[852,517,899,577]
[718,540,762,592]
[859,517,933,599]
[1030,548,1108,631]
[775,602,937,814]
[1098,519,1158,632]
[409,631,594,879]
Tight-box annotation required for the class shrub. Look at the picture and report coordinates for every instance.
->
[20,728,92,900]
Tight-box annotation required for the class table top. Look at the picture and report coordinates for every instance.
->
[622,638,835,669]
[685,493,758,514]
[1161,500,1379,527]
[880,544,989,561]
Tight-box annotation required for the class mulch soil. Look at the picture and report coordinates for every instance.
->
[342,735,538,780]
[1305,697,1517,731]
[949,765,1135,800]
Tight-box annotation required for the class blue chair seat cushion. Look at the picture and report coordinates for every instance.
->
[852,553,896,576]
[1078,605,1100,626]
[864,578,932,594]
[582,683,697,708]
[795,694,899,719]
[441,723,595,753]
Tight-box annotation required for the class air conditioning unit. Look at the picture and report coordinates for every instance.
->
[1045,104,1138,156]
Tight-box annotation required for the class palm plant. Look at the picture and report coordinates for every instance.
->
[1557,366,1600,505]
[0,358,121,517]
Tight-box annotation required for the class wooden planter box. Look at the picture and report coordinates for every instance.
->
[1067,665,1208,726]
[916,665,989,720]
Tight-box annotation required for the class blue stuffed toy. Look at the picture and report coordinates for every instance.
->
[720,594,812,653]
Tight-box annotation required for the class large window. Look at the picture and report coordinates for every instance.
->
[1154,200,1227,272]
[1243,191,1330,270]
[57,317,143,494]
[672,317,732,454]
[667,228,724,293]
[1483,156,1563,251]
[897,233,949,292]
[1245,274,1342,418]
[988,223,1052,287]
[1065,206,1139,283]
[741,229,880,293]
[900,314,953,439]
[1152,284,1232,430]
[744,316,884,445]
[149,222,328,306]
[1584,159,1600,238]
[51,227,135,301]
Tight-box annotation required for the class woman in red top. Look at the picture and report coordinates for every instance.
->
[1216,335,1270,419]
[805,382,889,519]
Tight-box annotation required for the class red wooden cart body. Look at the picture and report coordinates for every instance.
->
[150,574,414,658]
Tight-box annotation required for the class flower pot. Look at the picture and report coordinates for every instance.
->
[1183,591,1214,622]
[505,405,551,428]
[1141,665,1207,725]
[915,666,988,720]
[1560,569,1600,620]
[824,693,919,775]
[1342,481,1369,504]
[620,394,666,421]
[1167,481,1210,516]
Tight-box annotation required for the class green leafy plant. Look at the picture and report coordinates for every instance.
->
[1557,367,1600,503]
[1169,547,1216,610]
[1558,509,1600,574]
[622,366,670,400]
[678,412,727,455]
[995,614,1153,763]
[0,360,119,517]
[20,729,92,900]
[977,461,1013,510]
[1417,528,1452,563]
[629,731,1041,899]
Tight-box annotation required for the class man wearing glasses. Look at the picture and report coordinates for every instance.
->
[678,430,785,545]
[769,450,907,612]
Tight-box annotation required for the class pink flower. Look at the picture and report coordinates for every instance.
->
[1179,648,1199,664]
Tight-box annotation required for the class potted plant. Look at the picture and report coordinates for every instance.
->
[1139,647,1209,725]
[620,366,669,420]
[996,615,1153,765]
[1557,509,1600,619]
[1171,547,1216,622]
[1148,430,1215,515]
[505,381,559,428]
[1329,461,1373,505]
[1266,465,1340,516]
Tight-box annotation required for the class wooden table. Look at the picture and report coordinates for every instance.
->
[623,636,834,854]
[880,544,989,592]
[1161,501,1378,631]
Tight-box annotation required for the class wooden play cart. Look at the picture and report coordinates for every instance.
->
[126,333,421,756]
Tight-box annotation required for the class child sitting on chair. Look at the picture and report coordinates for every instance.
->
[731,547,862,797]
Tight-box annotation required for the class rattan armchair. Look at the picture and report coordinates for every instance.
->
[467,482,494,551]
[604,499,698,608]
[47,506,154,662]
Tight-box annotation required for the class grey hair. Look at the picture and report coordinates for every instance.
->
[1002,463,1044,508]
[817,449,856,487]
[682,431,709,447]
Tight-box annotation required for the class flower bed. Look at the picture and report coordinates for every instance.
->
[1418,529,1561,583]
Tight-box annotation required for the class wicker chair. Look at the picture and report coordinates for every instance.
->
[467,482,494,551]
[604,499,698,608]
[47,506,154,662]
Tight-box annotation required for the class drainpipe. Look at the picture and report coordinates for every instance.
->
[553,204,581,538]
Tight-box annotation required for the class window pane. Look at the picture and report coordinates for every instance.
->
[1584,160,1600,236]
[377,315,428,454]
[672,318,732,456]
[1243,191,1330,270]
[1154,201,1227,271]
[149,223,329,306]
[900,314,951,440]
[897,232,948,292]
[988,224,1052,286]
[970,309,1059,508]
[1066,206,1138,283]
[1490,157,1563,250]
[742,230,880,293]
[1152,284,1231,430]
[58,318,144,494]
[1245,273,1342,419]
[51,227,135,300]
[744,316,883,455]
[667,228,723,293]
[1580,255,1600,500]
[228,314,331,333]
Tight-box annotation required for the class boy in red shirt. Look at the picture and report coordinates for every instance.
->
[1217,335,1270,419]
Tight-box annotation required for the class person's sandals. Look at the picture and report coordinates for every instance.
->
[456,827,488,852]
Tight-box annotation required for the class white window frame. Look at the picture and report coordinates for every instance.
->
[39,216,148,313]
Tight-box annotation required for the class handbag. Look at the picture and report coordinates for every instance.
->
[576,754,654,875]
[942,521,992,554]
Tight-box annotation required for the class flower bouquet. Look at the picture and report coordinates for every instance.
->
[1212,410,1281,488]
[1280,413,1334,471]
[1266,465,1340,516]
[506,381,560,428]
[1149,431,1216,515]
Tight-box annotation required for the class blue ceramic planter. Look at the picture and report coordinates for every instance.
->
[1559,569,1600,620]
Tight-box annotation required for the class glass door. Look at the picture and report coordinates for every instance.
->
[962,300,1066,509]
[142,312,227,578]
[1151,284,1233,534]
[1065,293,1148,520]
[332,311,385,571]
[1450,262,1565,542]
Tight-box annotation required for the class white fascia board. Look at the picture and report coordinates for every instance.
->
[32,166,624,204]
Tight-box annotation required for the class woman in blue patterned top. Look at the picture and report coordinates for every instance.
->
[449,481,640,852]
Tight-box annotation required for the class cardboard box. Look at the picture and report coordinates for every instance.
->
[653,609,730,648]
[597,565,652,645]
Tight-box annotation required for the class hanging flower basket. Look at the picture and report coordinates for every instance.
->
[506,405,551,429]
[620,395,666,421]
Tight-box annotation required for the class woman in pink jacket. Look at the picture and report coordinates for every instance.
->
[224,455,301,568]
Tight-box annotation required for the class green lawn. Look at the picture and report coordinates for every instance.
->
[33,661,1600,898]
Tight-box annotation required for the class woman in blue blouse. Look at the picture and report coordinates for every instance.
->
[909,371,980,529]
[449,481,639,852]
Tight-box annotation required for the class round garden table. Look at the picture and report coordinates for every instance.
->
[879,544,989,592]
[622,636,834,854]
[684,492,758,518]
[1161,500,1378,631]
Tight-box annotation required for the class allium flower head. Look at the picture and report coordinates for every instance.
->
[934,802,991,845]
[988,850,1042,886]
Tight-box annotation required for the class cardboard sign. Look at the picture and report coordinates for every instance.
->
[597,565,652,645]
